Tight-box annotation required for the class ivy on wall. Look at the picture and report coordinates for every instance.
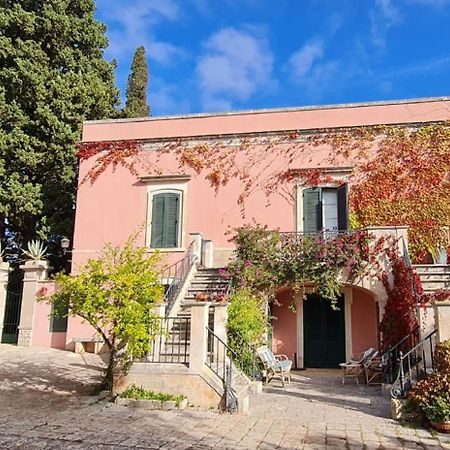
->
[78,122,450,262]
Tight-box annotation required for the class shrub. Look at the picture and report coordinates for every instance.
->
[120,385,186,406]
[434,340,450,374]
[423,396,450,423]
[409,373,450,414]
[227,288,266,346]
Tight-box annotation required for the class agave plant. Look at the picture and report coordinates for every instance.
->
[22,240,48,261]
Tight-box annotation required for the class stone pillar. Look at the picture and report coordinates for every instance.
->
[17,260,51,347]
[189,232,203,263]
[213,303,228,344]
[366,226,409,255]
[213,303,228,363]
[201,240,214,268]
[0,261,10,339]
[433,300,450,343]
[188,302,211,373]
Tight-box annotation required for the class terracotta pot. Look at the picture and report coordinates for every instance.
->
[430,420,450,433]
[195,293,209,302]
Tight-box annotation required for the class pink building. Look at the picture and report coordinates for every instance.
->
[24,97,450,369]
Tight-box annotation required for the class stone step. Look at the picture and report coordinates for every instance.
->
[189,280,228,287]
[418,274,450,281]
[414,264,450,274]
[419,280,450,289]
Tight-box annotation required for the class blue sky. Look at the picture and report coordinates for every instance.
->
[95,0,450,116]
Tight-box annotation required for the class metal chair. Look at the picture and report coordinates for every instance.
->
[339,348,376,385]
[257,346,292,387]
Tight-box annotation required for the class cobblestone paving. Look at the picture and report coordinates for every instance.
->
[1,345,450,449]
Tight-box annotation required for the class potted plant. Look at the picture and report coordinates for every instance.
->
[22,240,49,263]
[423,396,450,433]
[409,340,450,432]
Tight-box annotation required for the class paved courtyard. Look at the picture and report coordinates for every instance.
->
[0,345,449,449]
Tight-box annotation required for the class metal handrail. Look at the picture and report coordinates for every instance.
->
[227,329,260,381]
[163,241,196,317]
[147,316,191,365]
[380,325,420,384]
[206,326,238,412]
[391,329,437,399]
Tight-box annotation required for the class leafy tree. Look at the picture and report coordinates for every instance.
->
[45,238,164,390]
[122,46,151,118]
[0,0,119,256]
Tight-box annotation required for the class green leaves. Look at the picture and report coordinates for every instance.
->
[0,0,119,249]
[122,46,150,118]
[46,237,164,388]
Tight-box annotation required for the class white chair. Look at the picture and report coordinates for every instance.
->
[257,346,292,387]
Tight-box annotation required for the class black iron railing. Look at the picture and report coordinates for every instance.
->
[391,329,437,399]
[163,241,196,316]
[227,329,261,380]
[206,327,238,412]
[147,316,191,365]
[381,326,420,384]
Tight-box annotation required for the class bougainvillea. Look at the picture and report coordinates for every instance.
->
[225,225,377,307]
[78,122,450,262]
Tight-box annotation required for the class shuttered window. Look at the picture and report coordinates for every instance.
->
[150,193,180,248]
[303,184,349,232]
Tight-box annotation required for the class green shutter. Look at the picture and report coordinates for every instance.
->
[163,193,179,247]
[303,188,322,232]
[337,183,349,231]
[151,193,180,248]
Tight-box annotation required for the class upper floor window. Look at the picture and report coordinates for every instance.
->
[150,192,181,248]
[303,184,348,232]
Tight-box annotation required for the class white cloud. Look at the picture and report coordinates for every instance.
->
[196,27,275,111]
[97,0,185,65]
[370,0,402,48]
[287,41,324,79]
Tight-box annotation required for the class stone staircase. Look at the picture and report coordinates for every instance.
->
[160,267,252,412]
[413,265,450,294]
[179,267,230,313]
[158,268,229,362]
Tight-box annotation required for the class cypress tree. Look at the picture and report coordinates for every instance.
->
[123,46,151,118]
[0,0,119,254]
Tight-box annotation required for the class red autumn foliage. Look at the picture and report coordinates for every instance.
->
[379,247,423,350]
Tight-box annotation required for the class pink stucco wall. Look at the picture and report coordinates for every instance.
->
[83,98,450,142]
[272,288,297,360]
[66,98,450,343]
[351,288,379,354]
[32,282,67,350]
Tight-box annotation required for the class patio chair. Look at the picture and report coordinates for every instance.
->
[363,351,382,385]
[256,346,292,387]
[339,348,376,385]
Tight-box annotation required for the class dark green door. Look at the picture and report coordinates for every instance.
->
[304,294,345,368]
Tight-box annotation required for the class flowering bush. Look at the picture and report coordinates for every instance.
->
[227,225,374,307]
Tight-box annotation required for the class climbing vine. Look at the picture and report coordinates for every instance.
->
[379,247,423,350]
[78,121,450,262]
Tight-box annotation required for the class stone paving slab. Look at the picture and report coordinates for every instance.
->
[1,345,450,449]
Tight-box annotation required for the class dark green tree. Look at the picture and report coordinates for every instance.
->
[122,46,151,118]
[0,0,119,256]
